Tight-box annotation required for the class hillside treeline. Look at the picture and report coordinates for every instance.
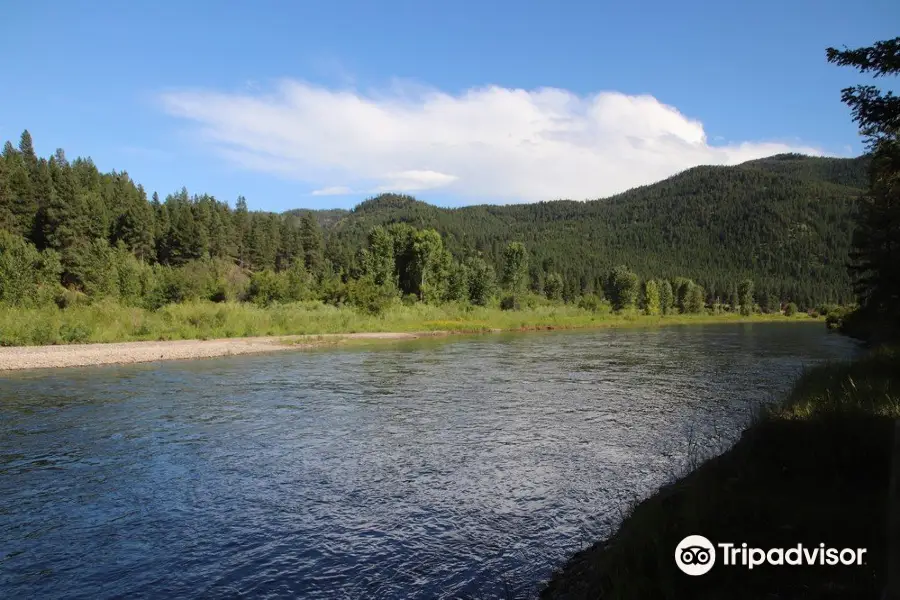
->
[0,130,861,314]
[308,153,866,308]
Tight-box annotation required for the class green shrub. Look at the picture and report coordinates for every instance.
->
[59,322,92,343]
[577,293,611,314]
[500,295,521,311]
[346,276,396,315]
[247,270,287,306]
[0,231,63,307]
[785,302,799,316]
[401,293,418,307]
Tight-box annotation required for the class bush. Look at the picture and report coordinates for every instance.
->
[785,302,799,316]
[500,294,521,311]
[0,231,63,307]
[346,276,396,315]
[401,293,418,307]
[246,270,287,307]
[577,293,611,314]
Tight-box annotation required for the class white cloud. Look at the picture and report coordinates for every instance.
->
[160,80,825,203]
[311,185,354,196]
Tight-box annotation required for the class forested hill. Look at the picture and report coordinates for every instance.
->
[0,127,866,310]
[301,154,868,306]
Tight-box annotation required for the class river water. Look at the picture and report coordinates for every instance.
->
[0,323,858,599]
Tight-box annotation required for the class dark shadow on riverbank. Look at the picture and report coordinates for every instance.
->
[541,414,893,599]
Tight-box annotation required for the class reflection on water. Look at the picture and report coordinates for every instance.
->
[0,323,858,599]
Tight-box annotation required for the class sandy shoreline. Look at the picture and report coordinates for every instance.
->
[0,332,441,371]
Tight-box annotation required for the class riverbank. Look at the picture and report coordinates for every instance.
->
[0,332,430,371]
[1,299,815,346]
[541,348,900,599]
[0,303,818,369]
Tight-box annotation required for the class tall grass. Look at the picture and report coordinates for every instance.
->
[772,345,900,418]
[0,300,817,346]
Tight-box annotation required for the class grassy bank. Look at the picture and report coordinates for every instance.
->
[0,300,817,346]
[541,348,900,599]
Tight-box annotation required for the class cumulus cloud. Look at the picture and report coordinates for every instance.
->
[160,80,824,203]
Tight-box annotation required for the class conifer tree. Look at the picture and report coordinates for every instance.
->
[234,195,250,268]
[544,272,564,301]
[738,278,755,316]
[827,37,900,335]
[659,279,674,315]
[299,212,324,277]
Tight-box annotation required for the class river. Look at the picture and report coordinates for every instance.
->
[0,323,859,599]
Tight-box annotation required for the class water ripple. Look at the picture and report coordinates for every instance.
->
[0,324,858,599]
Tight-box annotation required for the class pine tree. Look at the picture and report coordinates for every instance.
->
[3,143,35,240]
[18,130,37,172]
[234,195,250,268]
[299,212,324,277]
[113,184,154,261]
[738,278,755,316]
[544,272,564,301]
[659,279,674,315]
[685,283,706,314]
[43,156,85,253]
[827,37,900,335]
[0,150,12,231]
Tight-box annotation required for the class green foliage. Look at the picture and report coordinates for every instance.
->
[643,279,661,315]
[500,294,521,311]
[300,212,324,277]
[685,283,706,314]
[0,129,867,327]
[828,37,900,340]
[760,292,780,314]
[577,293,611,314]
[659,279,674,315]
[738,278,755,316]
[466,255,496,306]
[445,261,470,303]
[346,275,396,315]
[544,272,564,301]
[363,226,396,287]
[317,155,866,308]
[785,302,799,316]
[501,242,529,294]
[606,265,640,311]
[0,230,62,306]
[247,270,287,307]
[411,229,449,303]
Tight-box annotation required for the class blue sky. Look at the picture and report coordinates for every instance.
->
[2,0,897,211]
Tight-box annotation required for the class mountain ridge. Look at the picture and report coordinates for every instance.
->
[295,153,867,305]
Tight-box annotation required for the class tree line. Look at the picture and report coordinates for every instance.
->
[297,154,867,309]
[0,129,855,315]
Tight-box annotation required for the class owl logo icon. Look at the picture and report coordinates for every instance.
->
[675,535,716,575]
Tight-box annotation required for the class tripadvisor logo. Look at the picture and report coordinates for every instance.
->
[675,535,867,575]
[675,535,716,576]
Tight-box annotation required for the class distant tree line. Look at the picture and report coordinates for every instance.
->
[0,129,859,315]
[297,154,867,309]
